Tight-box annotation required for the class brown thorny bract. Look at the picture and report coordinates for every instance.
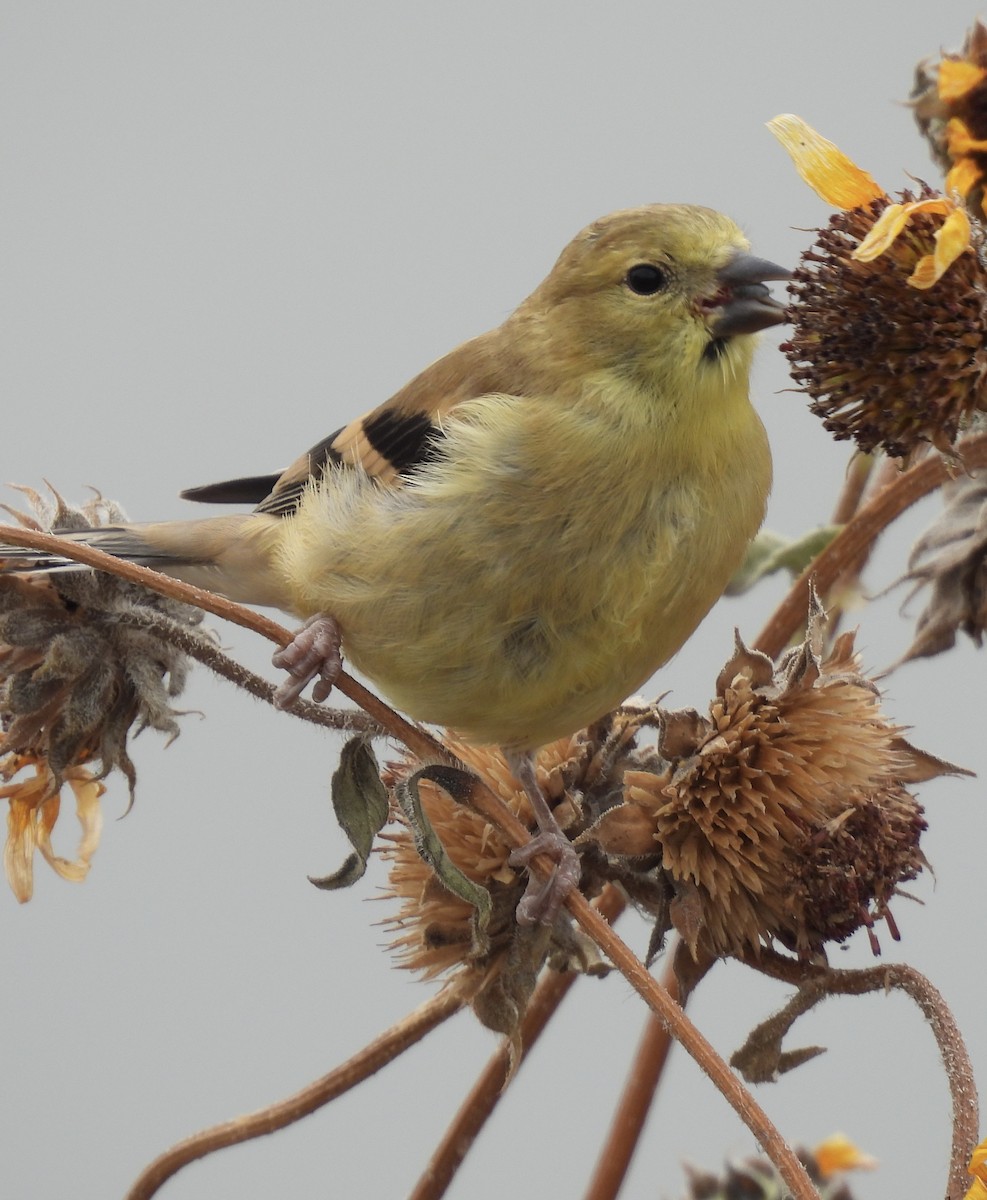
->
[0,488,202,900]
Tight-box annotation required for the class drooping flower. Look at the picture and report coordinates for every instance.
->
[582,609,964,959]
[0,487,205,899]
[770,114,987,459]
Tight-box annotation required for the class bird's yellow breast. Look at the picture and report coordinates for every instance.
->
[278,353,769,749]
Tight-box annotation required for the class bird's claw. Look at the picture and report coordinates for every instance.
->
[272,614,343,708]
[509,831,581,927]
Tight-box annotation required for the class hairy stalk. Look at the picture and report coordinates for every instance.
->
[125,988,463,1200]
[0,523,819,1198]
[107,607,385,736]
[743,951,979,1200]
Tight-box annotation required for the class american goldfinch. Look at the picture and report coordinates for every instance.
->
[2,204,788,922]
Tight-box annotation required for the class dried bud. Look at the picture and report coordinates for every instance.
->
[583,611,965,959]
[770,115,985,458]
[0,487,205,900]
[895,472,987,662]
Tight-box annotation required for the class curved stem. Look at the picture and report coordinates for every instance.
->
[745,952,979,1200]
[409,887,626,1200]
[755,433,987,659]
[125,988,463,1200]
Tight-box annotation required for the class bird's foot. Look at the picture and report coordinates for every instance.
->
[509,830,581,927]
[505,749,581,927]
[272,614,343,708]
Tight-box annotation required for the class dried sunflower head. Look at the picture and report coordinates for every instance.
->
[378,718,637,1038]
[0,487,206,900]
[770,114,985,459]
[913,19,987,218]
[583,609,965,960]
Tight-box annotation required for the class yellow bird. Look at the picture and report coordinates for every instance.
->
[3,204,787,921]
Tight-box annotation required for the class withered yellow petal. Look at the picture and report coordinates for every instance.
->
[938,59,987,101]
[947,117,987,156]
[946,157,984,201]
[4,799,37,904]
[768,114,885,208]
[812,1133,878,1179]
[853,204,910,262]
[909,208,972,289]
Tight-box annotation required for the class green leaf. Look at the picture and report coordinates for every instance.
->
[308,737,389,890]
[725,525,843,595]
[395,765,492,956]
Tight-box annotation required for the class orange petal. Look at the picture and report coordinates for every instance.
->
[812,1133,878,1179]
[938,59,987,101]
[946,157,984,201]
[4,799,37,903]
[908,208,972,288]
[768,114,885,209]
[947,117,987,156]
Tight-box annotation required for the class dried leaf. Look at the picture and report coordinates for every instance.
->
[308,737,388,890]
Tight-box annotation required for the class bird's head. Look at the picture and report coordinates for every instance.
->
[517,204,790,392]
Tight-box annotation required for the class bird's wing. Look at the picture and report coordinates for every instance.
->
[180,330,520,518]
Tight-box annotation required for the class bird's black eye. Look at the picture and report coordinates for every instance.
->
[625,263,669,295]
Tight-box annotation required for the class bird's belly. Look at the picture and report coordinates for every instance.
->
[324,476,754,748]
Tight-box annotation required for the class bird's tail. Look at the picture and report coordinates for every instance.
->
[0,515,292,609]
[0,525,168,574]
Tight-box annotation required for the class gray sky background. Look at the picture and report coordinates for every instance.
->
[2,5,985,1198]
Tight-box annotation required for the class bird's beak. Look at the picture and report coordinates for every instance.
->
[703,252,791,338]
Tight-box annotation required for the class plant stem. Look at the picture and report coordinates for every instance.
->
[125,989,463,1200]
[746,952,980,1200]
[409,886,626,1200]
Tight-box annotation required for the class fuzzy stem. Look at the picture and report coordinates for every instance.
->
[745,952,979,1200]
[755,432,987,659]
[409,886,626,1200]
[107,607,385,736]
[124,989,463,1200]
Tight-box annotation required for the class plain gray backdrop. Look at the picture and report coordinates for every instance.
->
[2,4,984,1198]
